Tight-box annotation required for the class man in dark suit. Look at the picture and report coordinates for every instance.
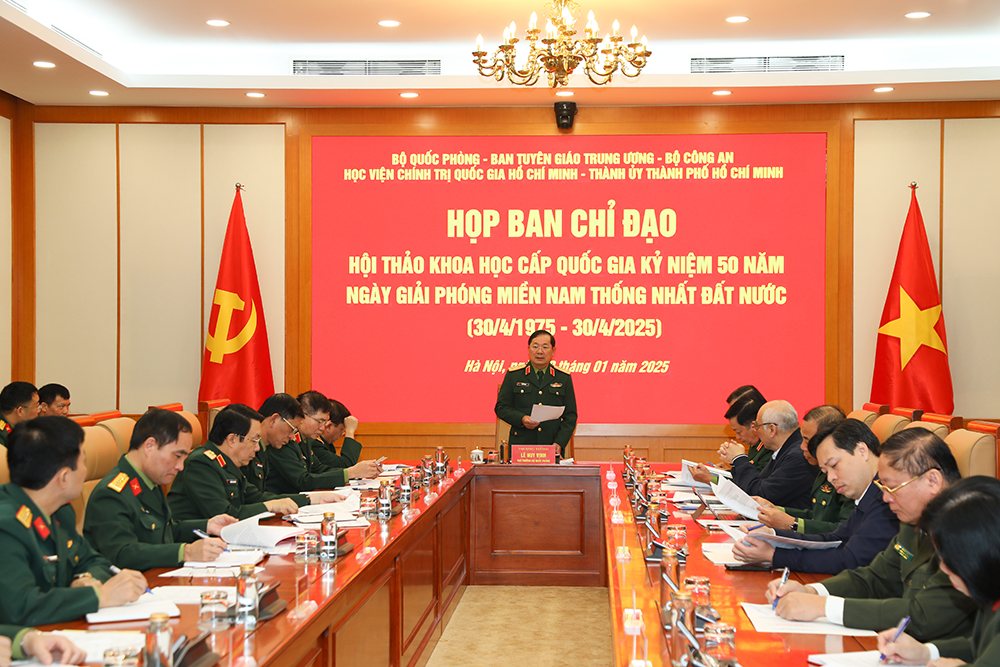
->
[719,399,815,509]
[733,418,899,573]
[495,330,577,458]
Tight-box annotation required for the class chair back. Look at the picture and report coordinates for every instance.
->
[871,414,910,444]
[0,446,8,485]
[921,412,964,431]
[151,404,205,447]
[904,421,948,439]
[945,427,998,478]
[78,426,121,533]
[847,409,878,427]
[892,407,924,422]
[97,417,137,457]
[863,403,890,415]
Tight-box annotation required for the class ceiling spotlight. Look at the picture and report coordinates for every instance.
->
[904,11,930,18]
[378,20,400,27]
[874,87,894,93]
[726,16,750,23]
[34,61,56,68]
[206,19,230,27]
[246,92,265,98]
[555,91,574,97]
[89,90,109,96]
[399,92,419,98]
[712,90,732,96]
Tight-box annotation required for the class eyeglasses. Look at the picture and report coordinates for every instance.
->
[751,422,776,431]
[307,414,330,427]
[873,468,936,496]
[282,417,300,437]
[239,434,262,445]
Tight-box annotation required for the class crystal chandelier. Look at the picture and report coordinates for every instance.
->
[472,0,651,87]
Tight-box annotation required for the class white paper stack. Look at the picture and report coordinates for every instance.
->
[711,476,763,520]
[85,600,180,624]
[184,549,264,568]
[740,603,877,636]
[220,512,306,548]
[807,651,882,666]
[50,630,145,663]
[719,523,842,550]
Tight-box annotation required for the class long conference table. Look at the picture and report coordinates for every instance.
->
[46,461,880,667]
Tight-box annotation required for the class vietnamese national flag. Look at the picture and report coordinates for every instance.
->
[198,186,275,407]
[870,185,954,413]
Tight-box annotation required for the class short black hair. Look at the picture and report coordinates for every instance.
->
[209,404,263,443]
[528,330,555,347]
[129,408,192,451]
[258,393,304,421]
[813,418,880,459]
[921,475,1000,607]
[37,383,70,405]
[881,428,961,485]
[0,381,39,415]
[724,395,763,427]
[327,399,351,426]
[8,416,83,489]
[726,385,766,405]
[297,390,331,417]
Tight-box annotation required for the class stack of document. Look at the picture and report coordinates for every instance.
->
[183,549,264,568]
[50,630,145,663]
[740,603,876,636]
[701,542,742,566]
[807,651,882,666]
[85,599,180,624]
[221,512,306,548]
[718,523,842,550]
[290,492,370,528]
[710,476,763,520]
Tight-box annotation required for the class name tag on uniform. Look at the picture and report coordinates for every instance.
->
[226,478,238,485]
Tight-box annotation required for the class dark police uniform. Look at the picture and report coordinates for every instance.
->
[266,436,349,495]
[0,483,112,626]
[820,523,977,641]
[84,455,208,570]
[495,363,577,456]
[167,442,307,521]
[311,435,362,470]
[784,471,854,533]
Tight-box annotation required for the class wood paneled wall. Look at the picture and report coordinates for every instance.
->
[4,97,999,461]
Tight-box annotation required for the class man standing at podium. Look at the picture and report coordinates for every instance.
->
[495,330,577,458]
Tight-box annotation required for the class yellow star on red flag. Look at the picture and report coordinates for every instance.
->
[877,286,947,370]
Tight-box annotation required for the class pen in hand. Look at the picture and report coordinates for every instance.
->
[878,616,911,664]
[193,528,229,552]
[110,564,152,594]
[772,567,790,610]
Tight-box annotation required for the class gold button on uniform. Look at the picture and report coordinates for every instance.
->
[539,391,543,395]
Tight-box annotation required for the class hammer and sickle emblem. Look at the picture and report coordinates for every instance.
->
[206,289,257,363]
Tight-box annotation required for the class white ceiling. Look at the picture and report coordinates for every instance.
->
[2,0,1000,107]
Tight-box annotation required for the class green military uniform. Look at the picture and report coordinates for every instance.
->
[819,523,977,641]
[84,455,208,570]
[784,471,854,534]
[0,418,11,447]
[495,363,577,456]
[0,483,111,626]
[311,436,362,470]
[746,440,773,472]
[242,447,270,494]
[265,436,348,495]
[0,625,36,660]
[167,442,308,521]
[934,605,1000,665]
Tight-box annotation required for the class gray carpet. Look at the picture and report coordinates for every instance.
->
[426,586,613,667]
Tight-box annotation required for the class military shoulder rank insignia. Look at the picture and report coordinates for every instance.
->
[129,478,142,496]
[0,419,10,434]
[204,450,218,460]
[15,505,32,528]
[108,472,130,493]
[894,542,914,560]
[33,516,50,539]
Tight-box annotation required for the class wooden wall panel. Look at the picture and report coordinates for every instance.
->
[332,568,392,667]
[438,486,467,628]
[0,114,10,384]
[34,123,118,411]
[398,523,437,667]
[118,124,202,412]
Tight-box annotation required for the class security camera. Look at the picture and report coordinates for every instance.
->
[554,101,577,130]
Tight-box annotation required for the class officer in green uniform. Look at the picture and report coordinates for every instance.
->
[0,417,146,626]
[306,396,380,478]
[767,428,977,642]
[238,395,305,493]
[85,408,234,570]
[0,382,40,448]
[495,330,577,457]
[168,405,342,521]
[756,405,852,534]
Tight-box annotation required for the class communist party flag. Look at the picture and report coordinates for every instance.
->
[198,186,275,407]
[870,185,954,413]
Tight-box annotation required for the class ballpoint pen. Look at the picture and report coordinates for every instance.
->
[193,528,229,551]
[110,564,152,594]
[878,616,911,663]
[772,567,789,610]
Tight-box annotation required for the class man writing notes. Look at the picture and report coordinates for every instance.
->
[719,400,815,509]
[0,417,147,626]
[85,408,234,570]
[767,428,977,641]
[495,330,577,458]
[168,405,343,521]
[732,419,899,573]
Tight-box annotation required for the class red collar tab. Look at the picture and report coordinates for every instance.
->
[130,478,142,496]
[0,420,9,434]
[33,517,50,540]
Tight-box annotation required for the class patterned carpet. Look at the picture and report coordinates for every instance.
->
[426,586,613,667]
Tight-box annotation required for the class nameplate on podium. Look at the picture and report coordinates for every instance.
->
[511,444,557,464]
